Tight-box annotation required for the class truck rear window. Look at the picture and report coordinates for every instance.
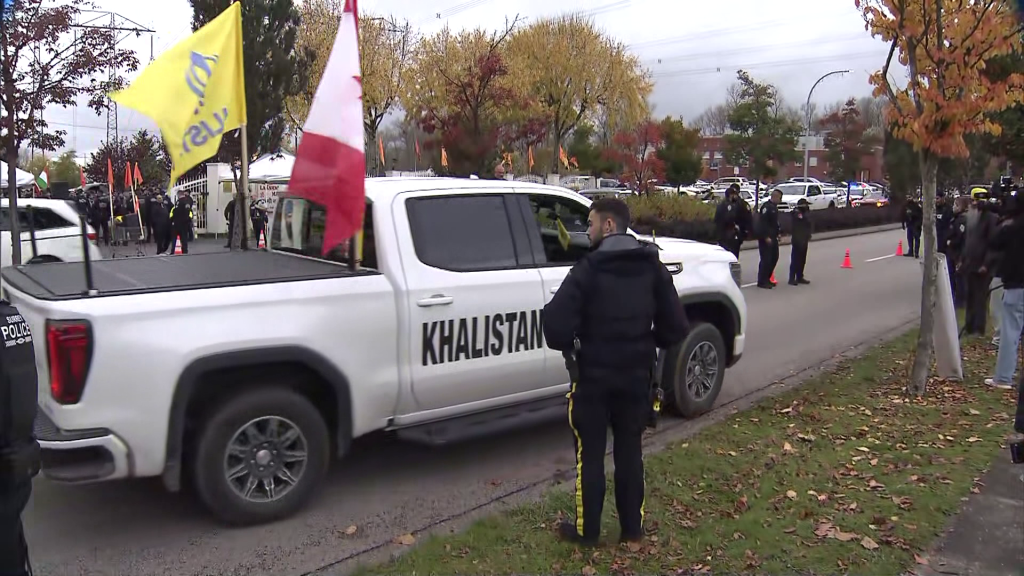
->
[270,196,375,268]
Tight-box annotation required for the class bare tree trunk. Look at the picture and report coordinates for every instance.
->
[4,148,19,266]
[230,165,248,251]
[909,152,939,396]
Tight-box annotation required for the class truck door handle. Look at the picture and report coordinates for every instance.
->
[417,295,454,307]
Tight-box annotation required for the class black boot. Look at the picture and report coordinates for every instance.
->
[558,521,598,546]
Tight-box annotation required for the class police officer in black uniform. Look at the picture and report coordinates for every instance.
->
[74,190,90,220]
[169,194,193,254]
[788,198,812,285]
[250,199,268,246]
[756,188,782,289]
[91,194,111,246]
[0,304,41,576]
[947,196,970,307]
[936,191,954,285]
[714,184,744,258]
[543,197,688,546]
[902,196,923,258]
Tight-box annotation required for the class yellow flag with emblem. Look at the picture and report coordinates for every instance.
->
[109,2,247,187]
[556,218,571,251]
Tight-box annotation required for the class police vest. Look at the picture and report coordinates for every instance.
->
[0,302,40,481]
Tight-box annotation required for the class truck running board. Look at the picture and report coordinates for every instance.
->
[396,395,567,446]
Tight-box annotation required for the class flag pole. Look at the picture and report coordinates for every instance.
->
[131,174,143,239]
[240,123,250,250]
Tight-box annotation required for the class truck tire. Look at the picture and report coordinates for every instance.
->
[192,387,330,526]
[663,322,726,418]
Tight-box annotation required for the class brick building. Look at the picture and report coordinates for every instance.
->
[697,135,884,184]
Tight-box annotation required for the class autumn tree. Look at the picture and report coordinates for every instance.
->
[723,70,802,200]
[604,120,666,193]
[859,0,1024,394]
[656,116,703,186]
[1,0,138,264]
[402,19,548,176]
[507,14,651,171]
[820,98,876,189]
[191,0,311,249]
[84,129,171,193]
[289,2,413,172]
[47,151,79,186]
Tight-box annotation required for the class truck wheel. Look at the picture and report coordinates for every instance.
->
[663,322,726,418]
[192,387,330,526]
[828,201,836,209]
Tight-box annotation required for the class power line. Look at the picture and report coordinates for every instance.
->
[627,19,790,50]
[643,34,871,66]
[651,50,883,79]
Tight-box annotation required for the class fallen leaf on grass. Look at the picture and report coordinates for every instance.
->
[394,533,416,546]
[861,537,880,550]
[966,436,982,443]
[833,530,858,542]
[786,490,798,500]
[627,542,642,553]
[968,408,981,415]
[915,554,930,566]
[783,442,795,454]
[343,525,358,535]
[581,565,597,576]
[727,451,738,457]
[856,447,871,453]
[814,522,834,537]
[783,527,797,534]
[868,479,886,490]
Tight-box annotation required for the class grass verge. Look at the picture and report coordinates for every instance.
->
[356,332,1016,575]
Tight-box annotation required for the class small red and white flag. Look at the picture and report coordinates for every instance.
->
[288,0,365,255]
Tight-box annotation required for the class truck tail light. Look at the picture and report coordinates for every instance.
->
[87,232,97,243]
[46,320,93,405]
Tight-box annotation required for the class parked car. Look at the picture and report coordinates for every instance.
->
[851,189,890,208]
[771,182,839,211]
[2,198,102,265]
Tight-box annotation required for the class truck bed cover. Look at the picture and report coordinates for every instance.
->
[1,251,367,301]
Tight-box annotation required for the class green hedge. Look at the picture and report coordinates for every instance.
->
[626,195,903,244]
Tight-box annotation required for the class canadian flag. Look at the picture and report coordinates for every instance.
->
[288,0,365,255]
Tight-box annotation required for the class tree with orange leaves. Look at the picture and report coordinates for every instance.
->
[858,0,1023,394]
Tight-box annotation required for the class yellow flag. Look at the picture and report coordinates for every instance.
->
[110,2,246,186]
[556,219,571,251]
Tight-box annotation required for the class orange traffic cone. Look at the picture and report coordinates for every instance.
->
[895,240,904,256]
[173,236,183,255]
[841,249,853,269]
[257,229,266,250]
[769,272,776,284]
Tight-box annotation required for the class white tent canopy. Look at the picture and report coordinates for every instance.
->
[218,152,294,183]
[0,161,35,188]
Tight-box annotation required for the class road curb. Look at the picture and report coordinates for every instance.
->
[310,315,922,576]
[740,222,903,252]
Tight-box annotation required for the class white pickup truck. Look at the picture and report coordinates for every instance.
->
[3,178,747,525]
[772,182,839,212]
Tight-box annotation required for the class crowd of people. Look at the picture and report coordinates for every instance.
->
[68,188,197,255]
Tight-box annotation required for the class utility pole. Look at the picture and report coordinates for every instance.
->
[70,11,154,148]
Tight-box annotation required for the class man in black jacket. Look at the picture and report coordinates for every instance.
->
[714,184,744,258]
[756,189,782,289]
[788,198,812,285]
[169,194,193,254]
[903,197,923,258]
[963,195,998,335]
[543,197,688,546]
[947,196,970,308]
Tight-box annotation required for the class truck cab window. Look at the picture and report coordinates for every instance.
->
[406,195,518,272]
[271,197,376,268]
[527,194,591,265]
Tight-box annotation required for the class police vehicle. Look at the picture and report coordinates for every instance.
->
[1,178,747,526]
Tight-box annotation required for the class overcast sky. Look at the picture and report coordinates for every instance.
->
[40,0,891,163]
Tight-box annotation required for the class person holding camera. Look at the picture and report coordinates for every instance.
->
[984,187,1023,390]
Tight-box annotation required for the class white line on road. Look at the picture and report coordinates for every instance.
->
[741,282,758,288]
[865,254,896,262]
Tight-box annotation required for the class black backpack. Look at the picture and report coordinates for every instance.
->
[0,301,40,482]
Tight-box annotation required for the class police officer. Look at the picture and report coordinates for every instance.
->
[149,194,171,254]
[902,196,923,258]
[169,193,193,254]
[145,192,162,243]
[947,196,970,308]
[714,184,744,258]
[250,199,269,245]
[936,191,954,277]
[91,193,111,246]
[756,188,782,289]
[75,190,90,220]
[224,197,236,248]
[788,198,812,285]
[543,197,688,545]
[0,304,40,576]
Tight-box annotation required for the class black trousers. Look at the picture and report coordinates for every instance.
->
[155,226,171,254]
[906,226,921,257]
[568,376,648,541]
[226,219,235,247]
[99,220,111,246]
[789,241,808,282]
[964,273,991,335]
[757,238,779,285]
[0,478,32,576]
[1015,370,1024,434]
[718,238,740,259]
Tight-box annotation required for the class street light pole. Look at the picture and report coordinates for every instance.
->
[803,69,851,180]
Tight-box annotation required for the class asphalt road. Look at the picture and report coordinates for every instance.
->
[25,227,923,576]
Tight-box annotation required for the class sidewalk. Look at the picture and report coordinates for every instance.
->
[916,453,1024,576]
[740,222,902,252]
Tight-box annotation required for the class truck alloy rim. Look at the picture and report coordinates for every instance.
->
[223,416,308,503]
[685,342,719,400]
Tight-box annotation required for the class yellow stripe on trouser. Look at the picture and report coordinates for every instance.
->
[566,380,584,536]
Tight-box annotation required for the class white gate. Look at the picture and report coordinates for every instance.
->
[171,174,209,233]
[514,174,545,185]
